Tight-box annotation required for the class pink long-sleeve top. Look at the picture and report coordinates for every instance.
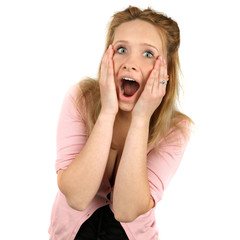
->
[48,84,190,240]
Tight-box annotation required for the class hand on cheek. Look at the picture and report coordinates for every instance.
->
[99,45,119,116]
[132,56,168,120]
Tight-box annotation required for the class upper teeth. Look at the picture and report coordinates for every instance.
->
[123,77,135,82]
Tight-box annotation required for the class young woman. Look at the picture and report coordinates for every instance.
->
[49,6,192,240]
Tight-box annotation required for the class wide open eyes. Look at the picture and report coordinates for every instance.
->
[114,43,156,61]
[117,46,127,54]
[143,51,154,58]
[116,47,154,58]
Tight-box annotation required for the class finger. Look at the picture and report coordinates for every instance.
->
[145,56,160,91]
[152,58,161,92]
[100,45,111,82]
[100,48,108,74]
[146,68,157,94]
[102,45,111,66]
[159,57,168,83]
[163,58,168,82]
[152,56,161,89]
[158,57,168,94]
[107,45,114,79]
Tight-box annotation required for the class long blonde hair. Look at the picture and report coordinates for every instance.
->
[77,6,192,148]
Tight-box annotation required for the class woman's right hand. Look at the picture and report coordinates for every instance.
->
[99,45,119,117]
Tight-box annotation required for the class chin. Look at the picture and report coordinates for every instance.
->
[118,102,135,112]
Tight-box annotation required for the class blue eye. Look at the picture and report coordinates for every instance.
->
[143,51,153,58]
[117,47,127,54]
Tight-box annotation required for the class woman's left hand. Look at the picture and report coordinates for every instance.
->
[132,56,168,120]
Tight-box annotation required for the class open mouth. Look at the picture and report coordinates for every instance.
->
[120,77,140,97]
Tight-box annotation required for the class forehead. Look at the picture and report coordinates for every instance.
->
[113,19,163,51]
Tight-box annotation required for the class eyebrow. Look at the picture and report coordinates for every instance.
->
[113,40,159,53]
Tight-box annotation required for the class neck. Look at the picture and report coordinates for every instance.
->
[111,110,132,150]
[116,109,132,124]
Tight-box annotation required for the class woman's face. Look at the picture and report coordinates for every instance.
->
[112,19,164,112]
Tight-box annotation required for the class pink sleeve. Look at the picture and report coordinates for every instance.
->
[147,121,191,204]
[55,84,88,172]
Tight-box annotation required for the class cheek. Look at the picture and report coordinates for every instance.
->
[139,61,155,88]
[113,55,121,72]
[142,61,155,79]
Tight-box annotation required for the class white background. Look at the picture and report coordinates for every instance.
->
[0,0,239,239]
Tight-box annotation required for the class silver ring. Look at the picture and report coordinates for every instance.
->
[159,80,167,85]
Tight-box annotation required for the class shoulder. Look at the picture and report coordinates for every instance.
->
[167,111,193,142]
[65,78,99,101]
[58,83,84,122]
[152,114,192,153]
[63,79,97,114]
[65,82,82,102]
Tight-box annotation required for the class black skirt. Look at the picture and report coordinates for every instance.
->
[74,205,129,240]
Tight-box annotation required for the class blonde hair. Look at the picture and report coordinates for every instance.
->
[77,6,192,148]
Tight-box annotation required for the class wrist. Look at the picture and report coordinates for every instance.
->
[132,107,153,123]
[131,114,150,128]
[98,110,116,123]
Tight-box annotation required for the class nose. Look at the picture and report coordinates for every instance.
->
[123,65,137,71]
[122,56,139,72]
